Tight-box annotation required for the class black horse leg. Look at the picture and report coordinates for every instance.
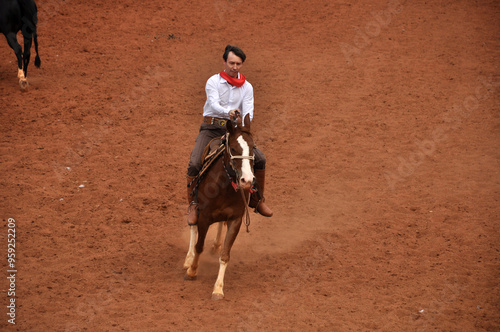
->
[22,34,32,78]
[5,32,23,75]
[34,33,40,68]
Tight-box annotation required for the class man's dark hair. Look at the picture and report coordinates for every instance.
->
[223,45,246,62]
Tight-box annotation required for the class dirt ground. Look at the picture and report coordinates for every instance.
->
[0,0,499,331]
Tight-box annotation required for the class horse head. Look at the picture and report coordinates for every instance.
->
[225,113,255,191]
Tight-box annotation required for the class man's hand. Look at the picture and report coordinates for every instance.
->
[229,109,241,120]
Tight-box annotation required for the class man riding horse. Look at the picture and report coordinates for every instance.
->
[186,45,273,225]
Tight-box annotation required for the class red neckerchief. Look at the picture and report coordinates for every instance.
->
[220,71,246,87]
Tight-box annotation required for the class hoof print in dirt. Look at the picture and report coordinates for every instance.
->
[211,293,224,301]
[184,274,197,281]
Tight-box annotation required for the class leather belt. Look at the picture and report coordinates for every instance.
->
[203,116,228,127]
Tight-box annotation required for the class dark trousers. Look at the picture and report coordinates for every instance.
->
[187,123,266,177]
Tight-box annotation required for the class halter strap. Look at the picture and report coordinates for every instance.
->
[225,132,255,161]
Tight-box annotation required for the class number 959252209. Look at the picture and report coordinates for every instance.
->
[7,218,16,269]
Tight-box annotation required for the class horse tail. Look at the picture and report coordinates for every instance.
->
[18,0,41,67]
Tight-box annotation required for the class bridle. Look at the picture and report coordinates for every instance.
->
[225,110,255,165]
[222,131,255,233]
[226,132,255,161]
[223,132,255,189]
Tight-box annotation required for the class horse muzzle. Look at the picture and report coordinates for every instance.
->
[238,175,254,191]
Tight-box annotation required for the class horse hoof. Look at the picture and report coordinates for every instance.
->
[183,258,193,269]
[211,292,224,301]
[184,273,197,281]
[19,79,29,91]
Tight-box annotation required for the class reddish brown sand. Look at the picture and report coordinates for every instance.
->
[1,0,499,331]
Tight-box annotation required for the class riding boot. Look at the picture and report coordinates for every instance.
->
[186,176,198,225]
[249,169,273,217]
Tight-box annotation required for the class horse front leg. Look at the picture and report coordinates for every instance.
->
[183,225,198,269]
[185,223,208,280]
[212,218,242,300]
[212,257,228,300]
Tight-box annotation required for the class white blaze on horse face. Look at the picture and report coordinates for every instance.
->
[236,135,254,188]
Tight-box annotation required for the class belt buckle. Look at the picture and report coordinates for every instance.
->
[219,119,226,126]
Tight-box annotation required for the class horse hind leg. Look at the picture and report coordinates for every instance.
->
[210,222,225,256]
[20,34,33,91]
[34,33,41,68]
[5,33,26,90]
[18,69,28,90]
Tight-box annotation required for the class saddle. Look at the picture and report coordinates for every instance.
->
[189,136,226,198]
[201,137,224,163]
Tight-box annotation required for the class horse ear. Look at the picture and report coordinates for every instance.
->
[243,113,251,131]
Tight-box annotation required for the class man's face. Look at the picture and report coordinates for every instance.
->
[224,52,243,78]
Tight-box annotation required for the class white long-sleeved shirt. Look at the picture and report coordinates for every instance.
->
[202,73,254,121]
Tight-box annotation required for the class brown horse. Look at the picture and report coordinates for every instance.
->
[183,114,255,300]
